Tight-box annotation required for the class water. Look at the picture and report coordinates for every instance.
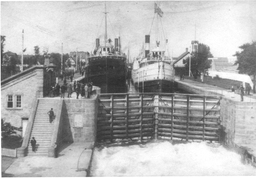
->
[90,141,255,176]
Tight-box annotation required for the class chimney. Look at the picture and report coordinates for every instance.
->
[96,38,100,48]
[145,35,150,57]
[115,38,119,51]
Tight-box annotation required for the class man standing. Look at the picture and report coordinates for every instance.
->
[31,137,37,152]
[67,83,72,98]
[76,82,81,99]
[47,108,55,123]
[60,84,66,98]
[84,83,88,98]
[240,84,244,101]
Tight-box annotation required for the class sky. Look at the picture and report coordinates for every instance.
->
[1,0,256,60]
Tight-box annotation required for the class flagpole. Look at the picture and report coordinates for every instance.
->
[21,29,24,72]
[76,48,78,72]
[61,43,63,75]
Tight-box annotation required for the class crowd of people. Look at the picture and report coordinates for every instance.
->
[231,83,252,101]
[50,76,94,99]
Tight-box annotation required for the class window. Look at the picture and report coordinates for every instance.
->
[7,95,13,108]
[6,94,22,109]
[16,95,21,108]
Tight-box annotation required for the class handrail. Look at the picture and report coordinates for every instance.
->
[99,92,220,98]
[48,99,63,157]
[17,99,39,157]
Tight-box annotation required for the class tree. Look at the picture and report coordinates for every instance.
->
[1,119,21,139]
[34,46,44,64]
[234,41,256,93]
[50,53,62,75]
[1,35,6,65]
[8,55,18,75]
[185,43,213,79]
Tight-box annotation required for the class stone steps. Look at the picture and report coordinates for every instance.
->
[27,99,60,156]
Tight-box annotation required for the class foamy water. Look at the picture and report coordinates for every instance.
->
[90,141,256,176]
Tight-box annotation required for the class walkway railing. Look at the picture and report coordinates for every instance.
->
[97,93,221,145]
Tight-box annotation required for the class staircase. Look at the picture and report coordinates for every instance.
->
[27,98,60,156]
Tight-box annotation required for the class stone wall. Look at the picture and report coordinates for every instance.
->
[1,67,44,128]
[220,99,256,154]
[63,97,98,143]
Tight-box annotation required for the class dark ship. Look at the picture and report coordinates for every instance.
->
[84,5,127,93]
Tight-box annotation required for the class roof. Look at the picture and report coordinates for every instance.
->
[173,51,190,65]
[209,57,238,72]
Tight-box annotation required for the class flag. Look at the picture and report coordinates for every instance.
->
[155,3,163,17]
[23,48,26,52]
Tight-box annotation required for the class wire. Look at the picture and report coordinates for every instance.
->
[96,16,105,38]
[108,17,117,38]
[148,13,156,35]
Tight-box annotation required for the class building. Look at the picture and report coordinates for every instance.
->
[1,65,55,136]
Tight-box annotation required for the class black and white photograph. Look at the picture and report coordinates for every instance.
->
[1,0,256,176]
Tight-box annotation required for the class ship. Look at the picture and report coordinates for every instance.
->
[83,4,127,93]
[131,3,175,93]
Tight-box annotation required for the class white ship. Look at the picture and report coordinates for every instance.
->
[131,3,175,93]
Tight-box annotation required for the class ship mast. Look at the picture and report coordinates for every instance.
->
[104,2,108,47]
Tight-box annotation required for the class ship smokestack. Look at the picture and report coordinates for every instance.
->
[118,36,121,54]
[96,38,100,48]
[115,38,119,52]
[145,35,150,57]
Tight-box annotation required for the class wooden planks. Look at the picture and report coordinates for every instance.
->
[97,93,221,144]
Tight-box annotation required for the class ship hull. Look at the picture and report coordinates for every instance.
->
[132,60,175,93]
[135,79,175,93]
[84,55,127,93]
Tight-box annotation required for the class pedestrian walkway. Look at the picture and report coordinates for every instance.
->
[176,77,256,102]
[4,143,93,177]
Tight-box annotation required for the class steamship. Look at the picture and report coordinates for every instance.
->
[84,6,127,93]
[131,3,175,93]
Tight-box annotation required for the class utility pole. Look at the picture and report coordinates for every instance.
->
[76,48,78,72]
[61,43,63,75]
[104,2,108,47]
[189,55,191,77]
[21,29,24,72]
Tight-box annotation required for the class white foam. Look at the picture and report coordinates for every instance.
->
[91,141,256,176]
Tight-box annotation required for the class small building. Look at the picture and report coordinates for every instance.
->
[173,48,190,76]
[1,65,55,137]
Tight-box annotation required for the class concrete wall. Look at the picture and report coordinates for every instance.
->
[221,99,256,150]
[62,96,98,143]
[1,67,44,128]
[2,148,17,158]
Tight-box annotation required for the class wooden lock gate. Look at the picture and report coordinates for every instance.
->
[97,93,221,145]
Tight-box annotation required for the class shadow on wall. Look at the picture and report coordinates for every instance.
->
[58,102,73,153]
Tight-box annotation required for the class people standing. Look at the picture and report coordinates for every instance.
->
[248,84,251,95]
[84,83,88,98]
[70,75,73,83]
[88,82,92,98]
[63,77,67,85]
[81,83,85,98]
[246,83,251,95]
[60,84,66,98]
[47,108,55,123]
[240,84,244,101]
[55,83,60,96]
[31,137,37,152]
[73,81,77,92]
[67,83,72,98]
[76,82,81,99]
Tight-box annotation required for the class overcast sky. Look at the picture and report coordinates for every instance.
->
[1,0,256,59]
